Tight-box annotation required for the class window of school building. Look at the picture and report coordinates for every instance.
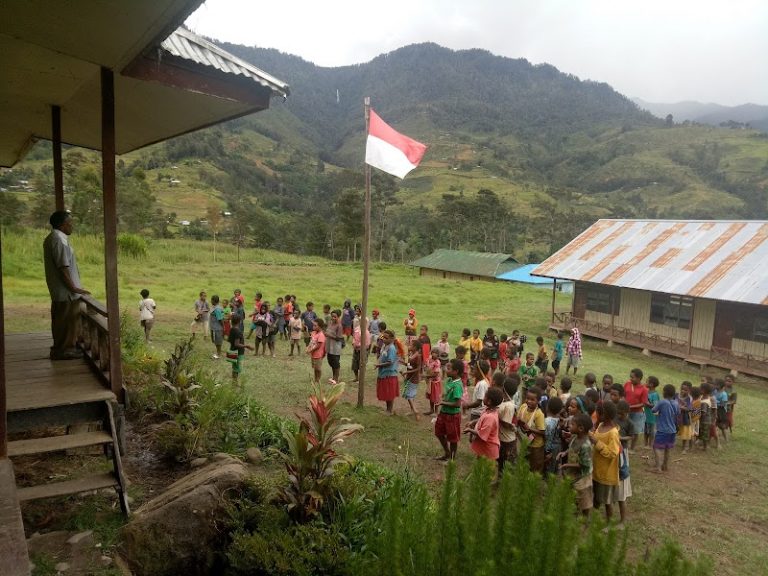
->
[650,293,693,329]
[734,311,768,344]
[585,285,614,314]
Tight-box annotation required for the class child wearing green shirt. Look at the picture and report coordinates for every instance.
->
[434,358,465,461]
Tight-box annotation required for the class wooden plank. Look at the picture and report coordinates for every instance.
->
[0,460,30,575]
[7,389,115,412]
[8,431,112,457]
[17,472,117,501]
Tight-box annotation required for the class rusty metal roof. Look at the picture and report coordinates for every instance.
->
[411,249,519,278]
[161,27,290,99]
[532,220,768,305]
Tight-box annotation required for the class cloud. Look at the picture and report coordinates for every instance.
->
[185,0,768,105]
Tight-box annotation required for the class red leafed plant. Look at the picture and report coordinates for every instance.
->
[279,381,363,522]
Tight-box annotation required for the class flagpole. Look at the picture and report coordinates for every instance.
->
[358,97,372,408]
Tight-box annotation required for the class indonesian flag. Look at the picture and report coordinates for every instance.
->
[365,109,427,179]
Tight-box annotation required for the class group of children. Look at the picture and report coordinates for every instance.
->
[428,352,738,521]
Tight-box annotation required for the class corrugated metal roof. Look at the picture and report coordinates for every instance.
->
[161,27,290,98]
[532,219,768,305]
[411,249,519,278]
[496,264,570,284]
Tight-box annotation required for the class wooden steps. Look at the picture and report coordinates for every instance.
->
[17,472,118,502]
[8,431,113,457]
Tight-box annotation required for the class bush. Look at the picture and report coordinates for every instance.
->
[118,233,148,258]
[349,458,712,576]
[227,520,352,576]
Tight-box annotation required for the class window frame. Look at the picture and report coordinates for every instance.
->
[649,293,693,330]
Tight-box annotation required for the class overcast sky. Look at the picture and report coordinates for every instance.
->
[185,0,767,106]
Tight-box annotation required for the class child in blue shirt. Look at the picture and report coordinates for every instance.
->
[651,384,680,473]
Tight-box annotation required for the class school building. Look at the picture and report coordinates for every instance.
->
[532,219,768,379]
[411,249,520,281]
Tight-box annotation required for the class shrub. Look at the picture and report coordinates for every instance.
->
[278,382,363,522]
[350,458,711,576]
[226,519,352,576]
[117,233,148,258]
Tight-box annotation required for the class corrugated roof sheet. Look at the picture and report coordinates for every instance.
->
[411,249,519,278]
[161,27,290,98]
[532,219,768,305]
[496,264,568,284]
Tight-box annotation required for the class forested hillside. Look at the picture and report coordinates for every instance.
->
[3,42,768,262]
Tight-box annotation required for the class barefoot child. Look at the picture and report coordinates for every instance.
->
[306,319,327,384]
[465,360,491,422]
[402,340,422,419]
[435,359,465,461]
[560,413,594,517]
[288,310,302,356]
[424,348,443,416]
[615,400,633,523]
[465,387,503,461]
[678,381,693,452]
[644,377,660,449]
[544,396,564,476]
[226,315,254,382]
[590,401,621,522]
[436,331,451,377]
[497,376,519,473]
[517,386,546,474]
[699,383,713,451]
[375,330,400,415]
[209,295,225,359]
[652,384,680,472]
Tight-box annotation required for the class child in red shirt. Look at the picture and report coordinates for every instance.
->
[465,387,503,461]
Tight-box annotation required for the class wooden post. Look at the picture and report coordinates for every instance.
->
[52,105,64,211]
[551,278,557,325]
[687,298,696,356]
[101,67,123,401]
[610,288,615,338]
[357,97,372,408]
[0,235,7,458]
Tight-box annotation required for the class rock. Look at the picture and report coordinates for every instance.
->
[245,447,263,464]
[119,457,248,576]
[100,555,113,566]
[66,530,93,545]
[211,452,231,462]
[189,457,208,468]
[55,562,70,572]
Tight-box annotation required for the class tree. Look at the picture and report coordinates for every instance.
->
[665,114,674,127]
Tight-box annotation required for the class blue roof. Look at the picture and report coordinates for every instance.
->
[496,264,567,284]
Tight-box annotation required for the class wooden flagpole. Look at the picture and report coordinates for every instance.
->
[357,97,372,408]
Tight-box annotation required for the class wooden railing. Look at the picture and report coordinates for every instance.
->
[79,295,112,389]
[552,314,692,354]
[711,346,768,373]
[551,314,768,376]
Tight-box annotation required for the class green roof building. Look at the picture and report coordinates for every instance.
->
[411,249,520,281]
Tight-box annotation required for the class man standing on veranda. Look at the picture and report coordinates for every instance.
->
[43,210,90,360]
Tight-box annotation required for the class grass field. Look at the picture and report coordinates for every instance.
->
[3,229,768,573]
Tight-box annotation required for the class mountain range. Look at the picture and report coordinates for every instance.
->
[632,98,768,132]
[5,42,768,262]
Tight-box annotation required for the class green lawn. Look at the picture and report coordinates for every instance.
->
[3,229,768,574]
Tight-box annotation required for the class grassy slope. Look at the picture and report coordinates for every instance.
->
[7,120,768,229]
[3,230,767,574]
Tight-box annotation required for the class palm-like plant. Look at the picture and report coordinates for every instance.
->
[280,382,363,522]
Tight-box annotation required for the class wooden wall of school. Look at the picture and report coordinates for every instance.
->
[732,338,768,358]
[419,268,494,282]
[583,288,716,349]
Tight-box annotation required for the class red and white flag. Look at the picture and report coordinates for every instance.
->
[365,109,427,179]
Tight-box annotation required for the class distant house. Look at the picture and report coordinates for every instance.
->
[533,219,768,378]
[411,249,519,282]
[496,263,574,292]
